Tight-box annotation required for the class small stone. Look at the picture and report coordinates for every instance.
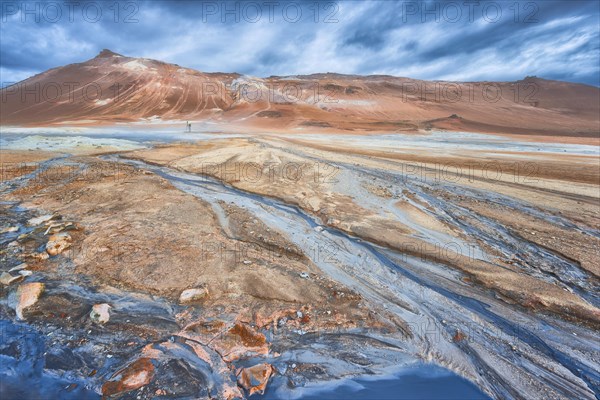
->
[19,270,33,277]
[28,214,55,226]
[102,358,155,397]
[9,263,28,272]
[46,232,72,256]
[237,363,274,396]
[179,287,209,304]
[0,272,24,286]
[452,329,467,343]
[30,252,49,261]
[300,272,309,279]
[0,226,19,234]
[10,282,45,320]
[243,260,252,265]
[90,304,111,324]
[314,226,324,232]
[296,311,303,319]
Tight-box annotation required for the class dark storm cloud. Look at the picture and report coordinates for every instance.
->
[1,0,598,86]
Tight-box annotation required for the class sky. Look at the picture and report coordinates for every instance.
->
[1,0,599,86]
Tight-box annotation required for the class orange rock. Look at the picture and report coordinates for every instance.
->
[12,282,45,320]
[453,329,467,343]
[102,358,155,397]
[218,323,269,361]
[238,363,274,396]
[46,232,72,256]
[229,323,267,347]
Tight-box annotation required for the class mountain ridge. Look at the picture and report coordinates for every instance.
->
[1,50,599,137]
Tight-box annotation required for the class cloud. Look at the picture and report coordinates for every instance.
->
[1,0,598,86]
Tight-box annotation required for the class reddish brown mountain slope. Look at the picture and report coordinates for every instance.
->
[1,50,598,137]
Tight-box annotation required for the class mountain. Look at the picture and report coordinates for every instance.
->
[1,49,599,137]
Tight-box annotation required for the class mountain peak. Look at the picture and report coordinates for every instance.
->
[96,49,123,58]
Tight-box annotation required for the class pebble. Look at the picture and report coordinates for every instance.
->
[28,214,55,226]
[300,272,310,279]
[0,272,24,286]
[179,287,209,304]
[0,226,19,234]
[46,232,72,256]
[9,263,28,272]
[90,304,112,324]
[10,282,45,320]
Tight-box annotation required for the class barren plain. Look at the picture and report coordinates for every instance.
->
[1,127,599,400]
[1,50,599,400]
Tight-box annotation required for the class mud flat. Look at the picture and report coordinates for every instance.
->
[1,131,598,399]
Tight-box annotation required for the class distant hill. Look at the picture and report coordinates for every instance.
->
[1,49,599,137]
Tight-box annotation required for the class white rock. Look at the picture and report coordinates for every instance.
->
[9,263,28,272]
[179,287,208,304]
[28,215,54,226]
[90,304,111,324]
[1,226,19,233]
[0,272,24,286]
[314,226,324,233]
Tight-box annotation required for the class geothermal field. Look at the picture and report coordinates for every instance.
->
[1,3,599,399]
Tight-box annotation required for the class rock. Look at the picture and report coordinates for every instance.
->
[46,232,72,256]
[44,222,74,235]
[9,263,28,272]
[179,287,208,304]
[10,282,45,320]
[296,310,303,319]
[300,272,310,279]
[1,226,19,234]
[0,272,24,286]
[314,226,324,232]
[28,214,56,226]
[452,329,467,343]
[90,303,112,324]
[243,260,252,265]
[19,270,33,277]
[204,322,269,362]
[30,252,49,261]
[102,357,155,397]
[237,363,274,396]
